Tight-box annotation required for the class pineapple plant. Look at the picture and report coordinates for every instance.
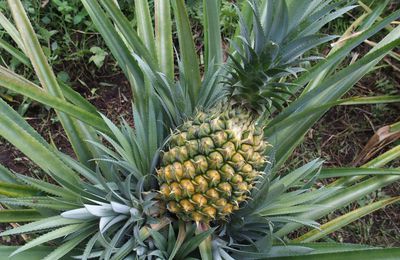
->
[0,0,398,259]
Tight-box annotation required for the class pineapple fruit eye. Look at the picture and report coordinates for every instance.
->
[157,108,269,223]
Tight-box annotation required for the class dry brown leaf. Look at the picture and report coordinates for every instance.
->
[353,125,400,166]
[41,0,50,8]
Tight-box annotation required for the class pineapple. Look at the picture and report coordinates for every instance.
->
[156,0,334,224]
[157,105,269,222]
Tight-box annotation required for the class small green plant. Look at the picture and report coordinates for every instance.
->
[0,0,399,259]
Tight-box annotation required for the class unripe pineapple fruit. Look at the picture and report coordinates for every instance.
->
[157,107,269,222]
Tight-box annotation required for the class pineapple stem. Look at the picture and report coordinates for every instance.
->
[196,222,213,260]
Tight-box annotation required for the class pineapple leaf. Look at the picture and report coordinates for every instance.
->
[0,37,30,66]
[0,181,39,197]
[175,226,215,260]
[134,0,156,58]
[203,0,223,70]
[293,9,400,89]
[0,67,110,135]
[16,174,76,200]
[42,224,96,260]
[294,196,400,243]
[0,197,77,210]
[0,216,83,236]
[81,0,145,89]
[275,175,400,237]
[172,0,202,105]
[0,246,69,260]
[319,168,400,178]
[155,0,174,80]
[0,165,18,184]
[98,0,157,71]
[0,12,25,52]
[7,0,101,166]
[268,247,400,259]
[0,209,42,223]
[10,223,86,257]
[268,31,400,167]
[0,99,82,188]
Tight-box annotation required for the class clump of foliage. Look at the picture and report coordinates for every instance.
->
[0,0,399,259]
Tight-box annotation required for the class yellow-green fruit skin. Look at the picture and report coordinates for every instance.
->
[157,109,268,222]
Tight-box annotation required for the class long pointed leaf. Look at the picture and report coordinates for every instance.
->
[0,209,42,223]
[7,0,100,166]
[294,196,400,242]
[172,0,202,104]
[135,0,156,57]
[0,67,110,134]
[204,0,222,69]
[155,0,174,80]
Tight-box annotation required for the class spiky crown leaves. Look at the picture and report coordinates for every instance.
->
[226,0,337,115]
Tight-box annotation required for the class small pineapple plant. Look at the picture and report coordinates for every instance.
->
[0,0,399,259]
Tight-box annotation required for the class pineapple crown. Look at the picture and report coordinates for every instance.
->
[226,0,337,115]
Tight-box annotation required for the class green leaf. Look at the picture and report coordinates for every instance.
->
[270,159,323,191]
[172,0,202,104]
[364,145,400,168]
[0,38,30,66]
[203,0,222,70]
[293,8,400,89]
[81,0,144,87]
[0,12,25,52]
[0,216,83,236]
[16,174,76,200]
[0,182,39,197]
[10,224,86,256]
[7,0,100,166]
[285,242,372,254]
[0,197,77,210]
[149,229,167,253]
[294,196,400,242]
[275,174,400,237]
[0,165,18,184]
[0,246,69,260]
[339,95,400,105]
[168,221,186,260]
[319,168,400,178]
[267,28,400,168]
[89,46,108,68]
[155,0,174,80]
[0,209,42,223]
[0,67,110,135]
[197,224,213,260]
[98,0,157,72]
[175,226,215,260]
[270,248,400,259]
[0,99,81,188]
[60,82,98,114]
[135,0,156,57]
[167,224,176,255]
[259,205,326,216]
[42,224,95,260]
[330,145,400,189]
[391,121,400,133]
